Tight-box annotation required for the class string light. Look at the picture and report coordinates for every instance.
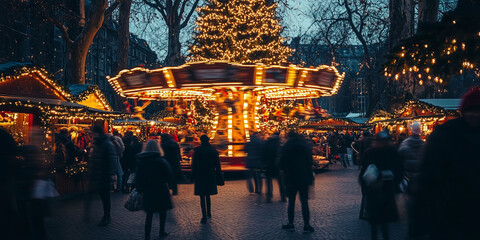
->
[187,0,293,65]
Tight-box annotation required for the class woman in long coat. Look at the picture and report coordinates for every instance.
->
[359,131,402,240]
[136,140,173,239]
[191,135,223,224]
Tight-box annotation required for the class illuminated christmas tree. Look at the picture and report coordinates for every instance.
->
[189,0,293,65]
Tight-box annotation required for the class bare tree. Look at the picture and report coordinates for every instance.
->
[116,0,133,72]
[36,0,120,85]
[142,0,200,66]
[301,0,389,114]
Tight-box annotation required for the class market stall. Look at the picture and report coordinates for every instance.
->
[368,99,460,139]
[298,118,367,169]
[0,67,123,194]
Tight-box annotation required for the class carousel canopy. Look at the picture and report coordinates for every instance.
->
[107,61,345,100]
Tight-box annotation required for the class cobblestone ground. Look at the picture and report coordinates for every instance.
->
[45,165,408,240]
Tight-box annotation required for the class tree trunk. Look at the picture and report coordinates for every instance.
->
[67,45,88,86]
[165,24,182,66]
[67,0,108,85]
[116,0,132,72]
[418,0,439,31]
[388,0,414,50]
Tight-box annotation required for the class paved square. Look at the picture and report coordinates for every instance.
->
[45,166,408,239]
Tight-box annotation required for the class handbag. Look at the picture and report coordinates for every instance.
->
[32,179,59,199]
[127,173,136,184]
[362,164,379,186]
[124,188,143,212]
[398,177,409,193]
[216,171,225,186]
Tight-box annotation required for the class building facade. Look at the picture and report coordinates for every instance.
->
[0,2,159,110]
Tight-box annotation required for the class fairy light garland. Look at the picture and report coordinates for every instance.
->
[188,0,293,65]
[384,13,480,85]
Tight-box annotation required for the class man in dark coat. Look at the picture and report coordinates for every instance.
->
[280,132,315,233]
[123,136,143,192]
[86,125,117,226]
[413,87,480,239]
[359,131,402,240]
[244,132,264,194]
[192,135,223,224]
[160,134,182,195]
[262,132,283,202]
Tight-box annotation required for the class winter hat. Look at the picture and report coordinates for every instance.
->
[200,135,210,143]
[411,122,422,135]
[460,87,480,113]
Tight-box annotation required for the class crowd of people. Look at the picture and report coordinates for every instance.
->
[354,87,480,240]
[1,87,479,240]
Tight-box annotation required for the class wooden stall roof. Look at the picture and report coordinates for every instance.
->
[0,66,123,119]
[69,84,113,111]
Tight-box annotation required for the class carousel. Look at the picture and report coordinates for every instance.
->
[108,61,344,170]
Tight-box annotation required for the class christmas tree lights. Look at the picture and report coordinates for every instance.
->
[189,0,293,65]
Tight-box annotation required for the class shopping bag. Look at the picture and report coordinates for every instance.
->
[124,188,143,212]
[362,164,379,186]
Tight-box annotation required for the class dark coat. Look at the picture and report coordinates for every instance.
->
[280,136,314,188]
[124,141,143,172]
[135,152,173,212]
[88,135,117,190]
[353,135,374,166]
[161,136,183,181]
[192,143,222,196]
[398,135,424,194]
[414,118,480,238]
[244,135,263,169]
[262,135,281,177]
[359,144,402,224]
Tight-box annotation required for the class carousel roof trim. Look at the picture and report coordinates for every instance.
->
[106,61,345,100]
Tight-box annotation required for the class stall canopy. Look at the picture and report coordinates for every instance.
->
[112,118,179,127]
[299,118,367,131]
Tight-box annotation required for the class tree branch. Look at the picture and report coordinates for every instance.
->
[78,0,108,50]
[105,0,121,19]
[180,0,199,29]
[143,0,168,21]
[344,0,370,59]
[46,16,73,46]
